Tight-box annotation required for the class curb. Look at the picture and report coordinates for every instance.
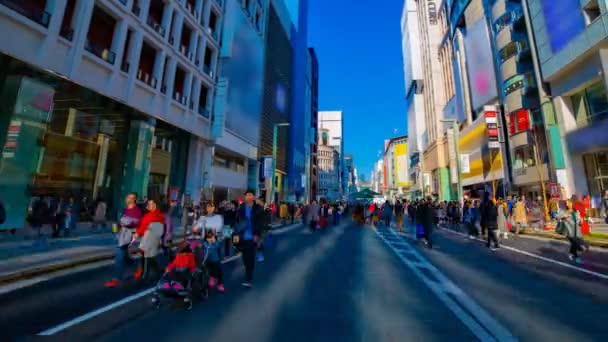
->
[0,250,115,286]
[521,231,608,249]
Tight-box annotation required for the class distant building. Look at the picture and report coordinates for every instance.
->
[319,110,345,198]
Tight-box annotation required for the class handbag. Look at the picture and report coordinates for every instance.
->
[555,221,568,236]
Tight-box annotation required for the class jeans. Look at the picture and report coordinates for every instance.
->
[114,245,132,280]
[384,216,391,226]
[487,229,499,248]
[241,240,256,282]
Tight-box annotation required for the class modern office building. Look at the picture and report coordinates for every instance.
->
[213,0,267,202]
[317,128,339,201]
[259,0,292,203]
[401,0,425,198]
[344,154,358,195]
[524,0,608,200]
[318,110,344,197]
[0,0,225,229]
[371,159,385,195]
[285,0,309,202]
[307,47,319,202]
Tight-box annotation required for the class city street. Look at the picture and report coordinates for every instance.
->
[3,221,607,341]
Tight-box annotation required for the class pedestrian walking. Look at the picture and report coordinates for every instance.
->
[421,198,435,248]
[105,192,143,287]
[382,202,393,227]
[557,200,585,264]
[256,198,272,262]
[204,228,226,293]
[280,202,289,225]
[497,198,508,239]
[234,189,263,288]
[463,201,478,239]
[139,220,164,283]
[93,197,107,232]
[132,199,165,280]
[288,202,296,224]
[479,192,492,238]
[394,200,404,231]
[307,200,319,231]
[513,196,528,235]
[483,199,500,250]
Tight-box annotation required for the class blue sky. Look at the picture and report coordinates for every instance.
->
[308,0,407,181]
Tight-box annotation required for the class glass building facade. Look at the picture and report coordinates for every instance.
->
[0,54,188,230]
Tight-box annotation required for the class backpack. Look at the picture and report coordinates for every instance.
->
[0,201,5,224]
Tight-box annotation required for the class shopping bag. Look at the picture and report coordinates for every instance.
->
[416,224,424,239]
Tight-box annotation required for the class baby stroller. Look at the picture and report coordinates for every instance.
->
[152,238,209,310]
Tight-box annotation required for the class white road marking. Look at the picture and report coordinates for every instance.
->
[38,253,242,336]
[440,227,608,281]
[270,223,303,235]
[375,227,517,342]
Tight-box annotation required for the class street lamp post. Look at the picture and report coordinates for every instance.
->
[271,123,290,205]
[441,119,463,204]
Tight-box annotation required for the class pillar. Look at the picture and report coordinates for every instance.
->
[121,120,155,200]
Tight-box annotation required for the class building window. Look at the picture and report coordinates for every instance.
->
[59,0,76,40]
[85,6,117,64]
[0,0,51,28]
[583,0,601,25]
[513,146,536,169]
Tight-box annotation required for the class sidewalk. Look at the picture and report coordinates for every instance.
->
[0,220,295,286]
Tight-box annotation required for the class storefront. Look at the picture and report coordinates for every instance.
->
[0,55,188,230]
[459,116,506,199]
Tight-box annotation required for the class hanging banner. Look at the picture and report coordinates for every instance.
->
[460,154,471,174]
[261,156,273,178]
[447,128,459,184]
[516,109,531,131]
[549,183,560,199]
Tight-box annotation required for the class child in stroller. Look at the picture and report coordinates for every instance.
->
[152,233,209,310]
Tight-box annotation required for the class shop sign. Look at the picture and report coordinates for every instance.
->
[460,154,471,173]
[488,141,500,149]
[2,120,22,158]
[262,157,273,178]
[549,183,560,199]
[516,109,531,131]
[508,113,516,135]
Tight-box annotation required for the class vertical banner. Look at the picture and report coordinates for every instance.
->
[395,143,409,187]
[460,154,471,173]
[447,128,458,184]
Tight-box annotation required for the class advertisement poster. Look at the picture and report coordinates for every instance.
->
[460,154,471,174]
[394,143,409,187]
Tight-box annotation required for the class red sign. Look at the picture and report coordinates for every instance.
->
[508,113,516,135]
[487,128,499,137]
[549,183,560,199]
[515,109,530,131]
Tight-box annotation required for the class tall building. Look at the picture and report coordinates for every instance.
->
[259,0,293,204]
[317,128,340,201]
[307,47,319,202]
[318,110,344,197]
[344,154,358,194]
[401,0,425,198]
[213,0,268,202]
[524,0,607,200]
[371,159,385,194]
[0,0,226,229]
[384,136,410,198]
[488,0,549,200]
[286,0,309,202]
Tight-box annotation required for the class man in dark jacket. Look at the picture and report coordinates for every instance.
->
[483,199,500,250]
[235,189,263,287]
[479,192,492,238]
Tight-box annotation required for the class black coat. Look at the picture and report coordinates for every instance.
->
[236,203,264,237]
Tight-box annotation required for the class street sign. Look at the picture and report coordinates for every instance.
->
[549,183,560,199]
[488,141,500,149]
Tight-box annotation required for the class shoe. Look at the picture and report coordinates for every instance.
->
[241,282,253,288]
[208,276,217,288]
[217,284,225,293]
[134,269,143,279]
[257,253,265,262]
[105,279,120,287]
[490,247,498,251]
[468,235,475,240]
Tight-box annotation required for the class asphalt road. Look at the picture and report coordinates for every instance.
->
[3,221,607,341]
